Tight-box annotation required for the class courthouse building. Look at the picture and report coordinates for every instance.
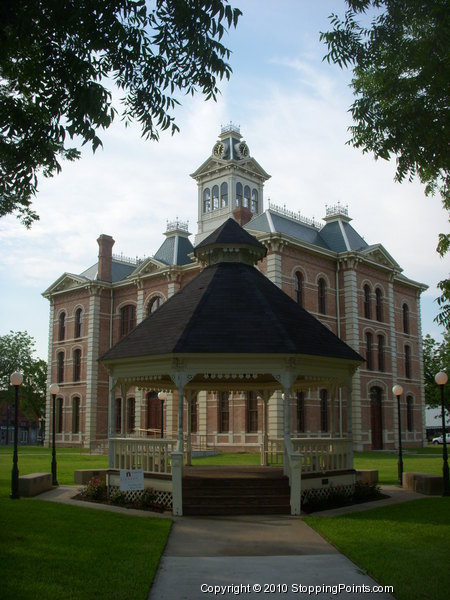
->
[43,124,427,453]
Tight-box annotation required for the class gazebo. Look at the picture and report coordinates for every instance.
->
[101,218,363,515]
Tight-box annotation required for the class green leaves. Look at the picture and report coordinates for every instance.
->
[0,0,242,226]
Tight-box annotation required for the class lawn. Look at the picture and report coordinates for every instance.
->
[304,497,450,600]
[0,447,171,600]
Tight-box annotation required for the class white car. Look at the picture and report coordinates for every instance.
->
[432,433,450,445]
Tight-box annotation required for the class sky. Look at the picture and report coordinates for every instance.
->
[0,0,448,361]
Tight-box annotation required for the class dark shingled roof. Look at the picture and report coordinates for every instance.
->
[101,260,362,362]
[196,217,266,253]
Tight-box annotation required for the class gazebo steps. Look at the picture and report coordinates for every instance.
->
[182,469,291,515]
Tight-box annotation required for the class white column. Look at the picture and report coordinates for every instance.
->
[85,293,101,449]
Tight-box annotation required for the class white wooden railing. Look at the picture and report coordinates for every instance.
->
[110,438,176,475]
[268,437,351,473]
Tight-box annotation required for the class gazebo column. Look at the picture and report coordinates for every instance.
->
[108,377,118,468]
[258,391,270,466]
[120,384,128,436]
[186,391,194,466]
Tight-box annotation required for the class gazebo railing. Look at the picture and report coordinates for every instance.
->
[110,438,176,474]
[268,437,351,473]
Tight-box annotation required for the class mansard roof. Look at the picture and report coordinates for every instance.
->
[80,259,137,283]
[154,235,194,266]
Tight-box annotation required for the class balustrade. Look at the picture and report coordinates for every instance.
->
[110,438,176,474]
[268,437,351,473]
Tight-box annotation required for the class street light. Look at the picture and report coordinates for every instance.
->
[158,392,166,438]
[10,371,23,499]
[49,383,60,486]
[392,384,404,486]
[434,372,449,496]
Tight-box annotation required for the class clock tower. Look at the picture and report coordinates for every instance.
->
[191,123,271,244]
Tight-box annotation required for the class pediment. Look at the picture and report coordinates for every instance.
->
[132,257,166,277]
[190,157,270,181]
[361,244,401,270]
[43,273,90,297]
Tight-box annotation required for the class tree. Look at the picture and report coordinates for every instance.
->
[0,331,47,420]
[321,0,450,327]
[0,0,242,226]
[422,333,449,421]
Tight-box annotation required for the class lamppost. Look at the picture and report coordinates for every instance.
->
[49,383,60,486]
[158,392,166,438]
[434,372,449,496]
[10,371,23,499]
[392,384,404,486]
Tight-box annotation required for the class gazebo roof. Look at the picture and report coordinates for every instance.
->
[101,219,362,367]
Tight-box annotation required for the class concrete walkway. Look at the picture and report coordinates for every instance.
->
[37,485,424,599]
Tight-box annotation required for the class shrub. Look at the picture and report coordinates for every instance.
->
[139,488,157,510]
[80,477,107,502]
[109,490,128,506]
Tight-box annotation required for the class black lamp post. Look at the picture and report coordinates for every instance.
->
[434,372,449,496]
[392,384,404,486]
[49,383,60,486]
[10,371,23,499]
[158,391,166,438]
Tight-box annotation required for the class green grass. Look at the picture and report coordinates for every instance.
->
[354,450,444,485]
[304,498,450,600]
[0,447,171,600]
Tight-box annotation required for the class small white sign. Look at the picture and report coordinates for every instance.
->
[120,469,144,492]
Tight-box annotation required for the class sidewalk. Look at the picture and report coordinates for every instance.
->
[37,485,423,599]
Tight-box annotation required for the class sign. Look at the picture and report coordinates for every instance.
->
[119,469,144,492]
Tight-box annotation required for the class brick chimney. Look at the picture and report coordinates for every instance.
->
[232,205,253,227]
[97,234,115,282]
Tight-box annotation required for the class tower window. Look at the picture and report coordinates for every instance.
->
[220,182,228,207]
[212,185,219,210]
[243,185,250,208]
[251,189,258,213]
[236,182,243,206]
[203,188,211,213]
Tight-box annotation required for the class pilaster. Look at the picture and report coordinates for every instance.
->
[85,292,101,448]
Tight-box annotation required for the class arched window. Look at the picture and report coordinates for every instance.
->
[370,386,383,450]
[251,189,258,213]
[406,395,414,431]
[115,398,122,433]
[220,182,228,207]
[190,395,198,433]
[57,352,64,383]
[74,308,82,338]
[405,345,411,378]
[212,185,219,210]
[73,349,81,382]
[72,397,80,434]
[127,397,135,433]
[243,185,250,208]
[203,188,211,213]
[377,335,385,372]
[120,305,136,338]
[318,278,327,314]
[296,392,305,433]
[364,285,371,319]
[320,389,328,432]
[402,303,410,334]
[236,182,243,206]
[56,398,63,433]
[147,296,162,316]
[366,332,374,370]
[246,392,258,433]
[58,312,66,341]
[219,392,229,433]
[295,272,304,307]
[375,288,383,322]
